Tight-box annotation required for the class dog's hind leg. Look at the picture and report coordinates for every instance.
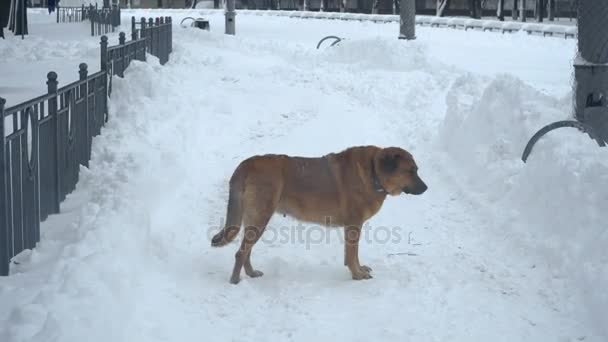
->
[229,212,274,284]
[229,185,280,284]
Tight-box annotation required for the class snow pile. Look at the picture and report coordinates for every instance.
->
[194,0,215,9]
[322,38,430,71]
[439,73,608,338]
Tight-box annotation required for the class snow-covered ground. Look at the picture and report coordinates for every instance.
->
[0,9,118,106]
[1,10,607,342]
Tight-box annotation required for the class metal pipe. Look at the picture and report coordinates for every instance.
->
[225,0,235,35]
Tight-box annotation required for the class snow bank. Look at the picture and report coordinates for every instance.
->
[439,73,608,338]
[194,9,577,38]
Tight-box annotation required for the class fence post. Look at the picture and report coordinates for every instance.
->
[159,17,165,64]
[101,35,108,72]
[167,17,172,54]
[141,17,147,61]
[119,32,126,77]
[46,72,61,214]
[148,18,154,58]
[0,97,8,276]
[148,18,156,56]
[155,17,160,61]
[79,64,90,166]
[131,16,137,41]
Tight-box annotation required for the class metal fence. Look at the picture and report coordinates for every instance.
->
[56,5,92,23]
[131,17,173,66]
[90,6,121,36]
[0,16,173,276]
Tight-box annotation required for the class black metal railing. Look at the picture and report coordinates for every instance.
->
[0,16,173,276]
[56,5,91,23]
[90,6,121,36]
[0,67,107,277]
[131,17,173,65]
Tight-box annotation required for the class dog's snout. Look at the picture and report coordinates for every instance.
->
[417,182,428,194]
[409,181,427,195]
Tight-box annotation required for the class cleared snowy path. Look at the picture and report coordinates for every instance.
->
[1,12,605,342]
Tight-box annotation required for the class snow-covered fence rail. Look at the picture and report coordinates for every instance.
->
[0,16,173,276]
[89,6,121,37]
[56,5,90,23]
[202,9,577,39]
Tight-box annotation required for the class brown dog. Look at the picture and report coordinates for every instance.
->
[211,145,427,284]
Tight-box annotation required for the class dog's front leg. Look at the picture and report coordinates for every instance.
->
[344,224,372,280]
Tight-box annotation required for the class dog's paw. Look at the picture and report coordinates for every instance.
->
[351,269,373,280]
[247,270,264,278]
[229,275,241,284]
[360,265,373,273]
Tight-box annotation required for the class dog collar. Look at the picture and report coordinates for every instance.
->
[371,160,387,194]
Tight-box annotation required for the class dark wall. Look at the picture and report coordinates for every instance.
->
[1,0,11,29]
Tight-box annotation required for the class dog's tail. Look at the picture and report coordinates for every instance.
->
[211,167,245,247]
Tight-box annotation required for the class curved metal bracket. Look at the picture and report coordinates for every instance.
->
[316,35,343,49]
[521,120,606,163]
[180,17,197,27]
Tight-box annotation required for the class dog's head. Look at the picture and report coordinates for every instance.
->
[374,147,427,196]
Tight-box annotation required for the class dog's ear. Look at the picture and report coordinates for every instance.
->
[379,150,400,173]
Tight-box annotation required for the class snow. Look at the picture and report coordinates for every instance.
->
[0,9,119,107]
[198,9,578,37]
[1,9,607,342]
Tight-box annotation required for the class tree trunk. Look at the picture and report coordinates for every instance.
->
[8,0,14,31]
[436,0,450,17]
[536,0,544,22]
[13,0,28,36]
[548,0,554,21]
[497,0,504,20]
[468,0,480,19]
[511,0,518,19]
[0,0,10,38]
[520,0,526,22]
